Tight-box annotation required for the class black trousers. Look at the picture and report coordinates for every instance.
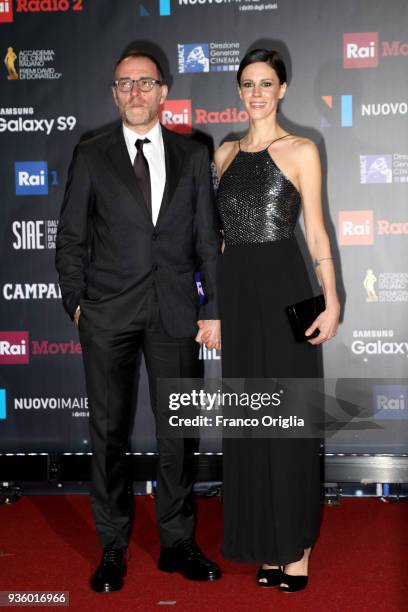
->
[78,292,202,549]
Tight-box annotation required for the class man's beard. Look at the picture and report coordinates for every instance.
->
[123,104,151,127]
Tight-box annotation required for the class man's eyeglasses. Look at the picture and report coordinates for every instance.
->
[113,77,163,93]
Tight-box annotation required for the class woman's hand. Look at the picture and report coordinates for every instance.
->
[305,304,340,345]
[196,320,221,350]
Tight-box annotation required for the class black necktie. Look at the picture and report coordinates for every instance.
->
[133,138,151,216]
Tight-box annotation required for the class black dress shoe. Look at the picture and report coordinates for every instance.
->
[158,540,222,581]
[90,545,126,592]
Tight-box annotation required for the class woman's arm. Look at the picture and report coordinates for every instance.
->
[298,140,340,344]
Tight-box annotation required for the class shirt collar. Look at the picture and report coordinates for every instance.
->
[122,121,162,150]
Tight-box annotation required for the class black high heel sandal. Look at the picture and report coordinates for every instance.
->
[256,566,282,588]
[279,573,308,592]
[280,546,312,592]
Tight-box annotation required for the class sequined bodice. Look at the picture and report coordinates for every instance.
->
[217,149,301,246]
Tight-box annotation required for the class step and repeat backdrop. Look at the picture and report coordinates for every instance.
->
[0,0,407,455]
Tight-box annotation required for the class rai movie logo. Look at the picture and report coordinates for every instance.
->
[178,43,209,73]
[343,32,379,69]
[160,99,192,134]
[360,155,392,184]
[0,331,29,364]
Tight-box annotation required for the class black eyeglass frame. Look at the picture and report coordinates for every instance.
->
[112,77,163,92]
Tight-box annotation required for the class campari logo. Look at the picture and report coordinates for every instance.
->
[338,210,373,245]
[160,99,192,134]
[0,331,29,364]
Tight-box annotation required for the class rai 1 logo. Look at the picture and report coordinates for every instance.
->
[15,161,49,195]
[160,99,192,134]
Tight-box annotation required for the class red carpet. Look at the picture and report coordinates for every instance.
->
[1,495,407,611]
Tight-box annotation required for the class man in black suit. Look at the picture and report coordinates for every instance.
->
[56,50,221,592]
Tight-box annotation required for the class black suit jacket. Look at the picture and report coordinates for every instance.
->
[55,124,221,337]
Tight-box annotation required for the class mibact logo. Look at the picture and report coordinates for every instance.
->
[0,389,6,419]
[15,161,48,195]
[160,99,192,134]
[360,153,408,184]
[360,155,392,184]
[321,95,353,127]
[0,1,13,22]
[338,210,374,245]
[178,41,240,73]
[178,43,209,73]
[0,331,29,364]
[343,32,379,69]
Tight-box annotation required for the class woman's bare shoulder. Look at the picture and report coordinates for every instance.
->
[214,140,239,174]
[288,135,319,157]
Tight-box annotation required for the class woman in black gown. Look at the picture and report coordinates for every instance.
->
[213,49,340,592]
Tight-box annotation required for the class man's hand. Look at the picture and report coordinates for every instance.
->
[195,320,221,350]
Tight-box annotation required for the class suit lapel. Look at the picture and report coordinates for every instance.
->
[105,127,153,224]
[156,126,185,227]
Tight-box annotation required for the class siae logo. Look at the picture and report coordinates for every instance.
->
[15,161,51,195]
[321,95,353,128]
[160,99,192,134]
[0,331,29,364]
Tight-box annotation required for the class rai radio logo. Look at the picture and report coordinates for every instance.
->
[343,32,379,68]
[0,1,13,22]
[339,210,374,246]
[160,99,192,134]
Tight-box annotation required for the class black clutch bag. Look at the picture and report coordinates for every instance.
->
[285,294,326,342]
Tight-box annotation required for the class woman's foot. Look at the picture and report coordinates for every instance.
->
[257,564,282,587]
[279,547,311,592]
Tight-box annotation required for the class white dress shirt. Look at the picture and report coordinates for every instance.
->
[122,121,166,226]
